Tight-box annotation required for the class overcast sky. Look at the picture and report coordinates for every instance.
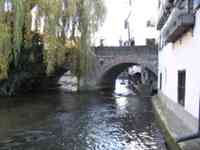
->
[94,0,158,46]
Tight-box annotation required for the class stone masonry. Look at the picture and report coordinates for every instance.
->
[81,46,158,90]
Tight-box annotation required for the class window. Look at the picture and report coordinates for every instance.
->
[178,70,186,106]
[160,73,162,90]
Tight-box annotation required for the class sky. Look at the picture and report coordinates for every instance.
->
[94,0,158,46]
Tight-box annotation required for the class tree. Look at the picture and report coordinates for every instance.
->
[0,0,106,80]
[0,0,106,95]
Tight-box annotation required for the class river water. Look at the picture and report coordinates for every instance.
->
[0,79,167,150]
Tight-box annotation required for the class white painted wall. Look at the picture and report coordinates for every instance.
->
[31,6,38,32]
[159,10,200,119]
[31,6,45,34]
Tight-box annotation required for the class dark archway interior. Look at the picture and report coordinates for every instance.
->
[99,63,137,89]
[129,72,142,85]
[99,63,157,91]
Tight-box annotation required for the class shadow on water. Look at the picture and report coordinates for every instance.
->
[0,79,167,150]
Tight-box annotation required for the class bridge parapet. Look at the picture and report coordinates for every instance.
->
[94,46,158,56]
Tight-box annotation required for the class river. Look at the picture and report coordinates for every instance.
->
[0,79,167,150]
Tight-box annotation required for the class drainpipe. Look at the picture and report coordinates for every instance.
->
[176,99,200,143]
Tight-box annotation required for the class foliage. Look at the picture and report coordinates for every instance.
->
[0,23,11,79]
[43,34,69,74]
[36,0,106,77]
[12,0,25,62]
[0,0,12,79]
[0,0,106,83]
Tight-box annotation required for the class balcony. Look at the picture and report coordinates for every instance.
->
[161,7,194,43]
[157,0,173,30]
[157,10,169,30]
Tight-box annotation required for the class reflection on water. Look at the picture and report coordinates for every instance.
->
[0,79,167,150]
[114,79,133,96]
[115,96,128,108]
[59,72,78,92]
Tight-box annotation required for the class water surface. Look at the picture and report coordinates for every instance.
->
[0,79,167,150]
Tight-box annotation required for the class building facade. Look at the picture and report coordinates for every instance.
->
[157,0,200,119]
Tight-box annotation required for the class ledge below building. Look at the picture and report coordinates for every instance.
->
[152,92,200,150]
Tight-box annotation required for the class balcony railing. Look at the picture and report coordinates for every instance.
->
[161,7,194,43]
[157,1,173,30]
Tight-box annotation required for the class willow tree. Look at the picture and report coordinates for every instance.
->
[0,0,13,79]
[0,9,11,79]
[0,0,106,92]
[34,0,106,83]
[75,0,106,82]
[0,0,36,78]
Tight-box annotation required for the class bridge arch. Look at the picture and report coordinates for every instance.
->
[98,62,157,90]
[60,46,158,92]
[99,63,137,89]
[89,46,158,91]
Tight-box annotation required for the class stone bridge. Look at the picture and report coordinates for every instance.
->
[81,46,158,90]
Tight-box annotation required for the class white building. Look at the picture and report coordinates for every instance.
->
[158,0,200,119]
[31,6,45,34]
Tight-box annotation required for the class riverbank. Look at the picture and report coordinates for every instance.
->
[152,92,200,150]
